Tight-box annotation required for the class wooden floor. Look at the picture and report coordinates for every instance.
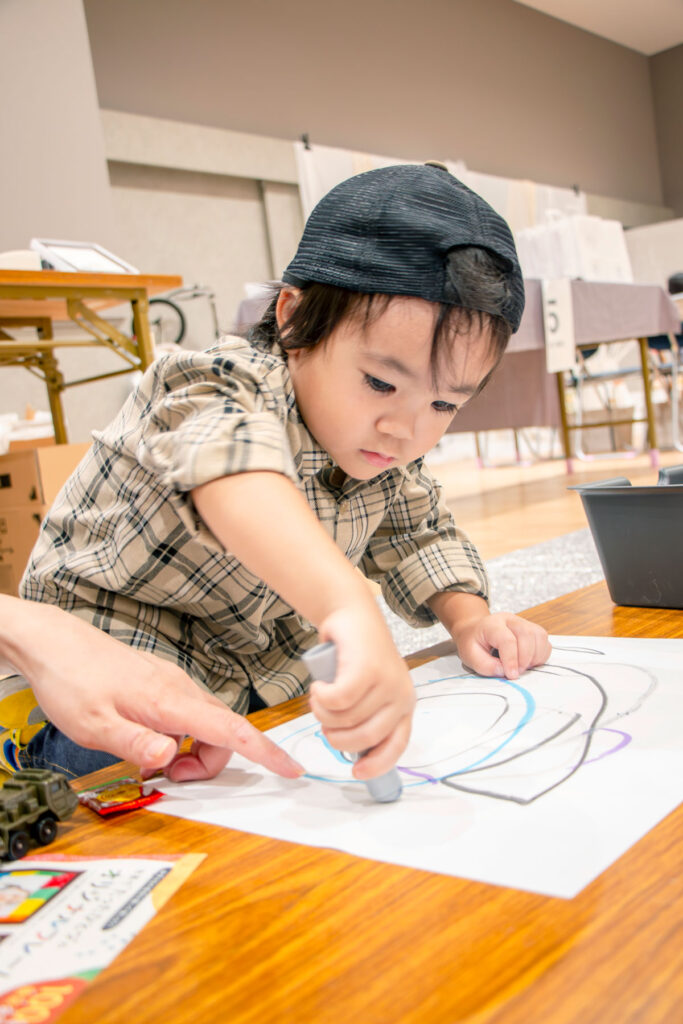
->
[432,447,683,561]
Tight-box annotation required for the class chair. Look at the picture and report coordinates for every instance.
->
[561,276,683,463]
[645,273,683,453]
[562,342,649,461]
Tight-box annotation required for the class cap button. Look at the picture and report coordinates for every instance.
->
[424,160,449,172]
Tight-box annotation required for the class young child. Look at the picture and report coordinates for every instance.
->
[12,163,550,782]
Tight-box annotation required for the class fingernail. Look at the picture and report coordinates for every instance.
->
[287,756,306,776]
[144,736,174,762]
[168,755,205,782]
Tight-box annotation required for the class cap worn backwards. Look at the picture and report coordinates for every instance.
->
[282,163,525,332]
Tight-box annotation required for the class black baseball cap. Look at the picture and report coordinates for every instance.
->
[282,163,525,332]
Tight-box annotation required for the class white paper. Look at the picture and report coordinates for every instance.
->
[150,637,683,899]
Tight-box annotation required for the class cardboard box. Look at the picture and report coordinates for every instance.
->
[8,436,55,453]
[0,507,45,597]
[0,443,91,596]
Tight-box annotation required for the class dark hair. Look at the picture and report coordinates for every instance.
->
[248,246,513,388]
[668,272,683,295]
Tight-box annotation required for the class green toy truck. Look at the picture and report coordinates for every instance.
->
[0,769,78,860]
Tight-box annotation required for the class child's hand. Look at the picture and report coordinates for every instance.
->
[453,612,551,679]
[307,605,416,780]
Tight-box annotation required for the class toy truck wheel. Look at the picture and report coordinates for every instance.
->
[33,814,58,846]
[7,830,30,860]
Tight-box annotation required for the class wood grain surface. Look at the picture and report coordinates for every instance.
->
[47,582,683,1024]
[0,270,182,320]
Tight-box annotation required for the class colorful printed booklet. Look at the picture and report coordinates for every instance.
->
[0,852,203,1023]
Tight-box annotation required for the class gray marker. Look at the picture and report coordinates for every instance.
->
[302,642,402,803]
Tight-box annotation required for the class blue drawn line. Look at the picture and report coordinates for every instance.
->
[317,730,351,765]
[282,674,536,787]
[433,675,536,776]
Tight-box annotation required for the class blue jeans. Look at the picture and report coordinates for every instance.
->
[18,725,120,780]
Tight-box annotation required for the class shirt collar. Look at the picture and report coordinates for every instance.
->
[282,363,332,478]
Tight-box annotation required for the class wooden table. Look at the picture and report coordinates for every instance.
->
[0,270,182,443]
[46,582,683,1024]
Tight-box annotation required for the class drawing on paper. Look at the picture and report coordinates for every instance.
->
[280,648,657,805]
[147,638,683,898]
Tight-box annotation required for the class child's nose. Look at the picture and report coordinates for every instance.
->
[376,412,415,441]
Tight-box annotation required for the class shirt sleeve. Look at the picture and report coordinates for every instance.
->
[128,347,299,491]
[359,461,489,628]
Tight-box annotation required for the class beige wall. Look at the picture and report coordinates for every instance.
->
[626,218,683,287]
[101,110,305,335]
[107,162,275,347]
[0,0,117,251]
[650,44,683,217]
[0,0,124,440]
[84,0,664,208]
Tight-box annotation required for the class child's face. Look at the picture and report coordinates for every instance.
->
[283,290,497,480]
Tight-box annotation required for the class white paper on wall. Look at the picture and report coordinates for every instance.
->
[150,637,683,899]
[293,141,585,236]
[516,215,634,283]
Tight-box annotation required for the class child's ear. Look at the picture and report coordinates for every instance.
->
[275,287,301,329]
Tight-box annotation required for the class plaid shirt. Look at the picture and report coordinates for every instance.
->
[21,336,488,712]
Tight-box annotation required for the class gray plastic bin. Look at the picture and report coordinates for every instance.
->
[571,469,683,609]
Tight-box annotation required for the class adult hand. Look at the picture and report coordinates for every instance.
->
[1,597,304,782]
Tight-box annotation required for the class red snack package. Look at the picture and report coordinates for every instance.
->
[78,776,164,816]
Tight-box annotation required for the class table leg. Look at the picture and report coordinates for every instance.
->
[670,338,683,453]
[130,293,155,370]
[474,433,484,469]
[38,348,68,444]
[638,336,659,467]
[33,319,67,444]
[555,371,574,473]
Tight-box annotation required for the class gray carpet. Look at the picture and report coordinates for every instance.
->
[380,528,605,656]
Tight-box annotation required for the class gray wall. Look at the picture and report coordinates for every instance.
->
[650,44,683,216]
[83,0,664,208]
[0,0,118,251]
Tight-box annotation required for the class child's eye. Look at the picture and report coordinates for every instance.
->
[364,374,394,394]
[432,400,458,415]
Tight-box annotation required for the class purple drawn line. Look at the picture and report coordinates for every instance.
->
[581,728,632,766]
[398,767,439,784]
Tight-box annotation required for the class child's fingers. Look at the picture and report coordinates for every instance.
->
[352,716,412,779]
[308,665,383,711]
[321,701,403,755]
[309,680,390,727]
[507,620,552,671]
[164,740,233,782]
[463,647,504,677]
[478,625,520,678]
[507,626,537,674]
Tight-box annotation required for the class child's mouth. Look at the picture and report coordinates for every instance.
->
[360,449,396,468]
